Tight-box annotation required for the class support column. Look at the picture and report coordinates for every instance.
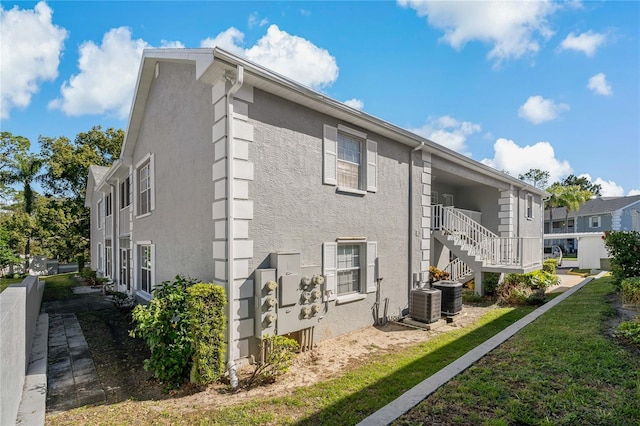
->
[420,151,432,273]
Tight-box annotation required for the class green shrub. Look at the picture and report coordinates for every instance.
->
[616,318,640,345]
[483,272,501,296]
[130,275,199,387]
[496,270,558,306]
[619,277,640,305]
[603,231,640,287]
[247,335,300,389]
[187,283,227,385]
[543,258,558,274]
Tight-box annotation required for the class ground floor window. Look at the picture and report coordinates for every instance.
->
[105,240,112,278]
[120,242,131,291]
[337,244,361,295]
[97,242,103,272]
[138,244,153,293]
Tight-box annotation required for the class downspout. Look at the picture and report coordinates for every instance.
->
[225,65,244,388]
[408,142,425,304]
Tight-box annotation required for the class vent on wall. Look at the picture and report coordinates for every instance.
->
[409,288,441,324]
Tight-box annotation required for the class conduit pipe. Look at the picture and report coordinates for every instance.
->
[408,142,425,303]
[225,64,244,388]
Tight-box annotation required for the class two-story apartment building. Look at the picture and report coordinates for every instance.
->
[86,48,547,366]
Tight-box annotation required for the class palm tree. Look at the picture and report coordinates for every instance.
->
[559,185,594,233]
[1,153,43,270]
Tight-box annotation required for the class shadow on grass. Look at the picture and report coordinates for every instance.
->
[294,306,535,426]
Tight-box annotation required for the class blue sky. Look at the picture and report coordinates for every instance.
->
[1,1,639,195]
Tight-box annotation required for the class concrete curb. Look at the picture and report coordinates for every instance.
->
[16,313,48,426]
[357,273,605,426]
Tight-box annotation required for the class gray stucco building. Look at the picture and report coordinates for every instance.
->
[86,48,547,364]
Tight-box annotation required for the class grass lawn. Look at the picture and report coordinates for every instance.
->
[47,305,537,425]
[42,273,78,301]
[395,277,640,425]
[0,275,26,293]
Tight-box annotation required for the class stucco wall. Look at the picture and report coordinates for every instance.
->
[249,88,412,343]
[131,62,216,287]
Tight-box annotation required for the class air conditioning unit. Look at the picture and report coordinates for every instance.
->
[432,281,463,315]
[410,288,441,323]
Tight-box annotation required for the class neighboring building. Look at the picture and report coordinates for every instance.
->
[544,195,640,253]
[86,48,546,364]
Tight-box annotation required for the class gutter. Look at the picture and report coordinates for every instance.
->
[408,142,425,302]
[225,64,244,389]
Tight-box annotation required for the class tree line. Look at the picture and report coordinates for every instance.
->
[0,127,123,273]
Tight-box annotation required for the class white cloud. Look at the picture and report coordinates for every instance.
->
[48,27,148,118]
[398,0,556,65]
[587,73,612,96]
[481,138,572,183]
[518,95,569,124]
[409,115,481,155]
[578,174,625,197]
[0,1,67,119]
[160,40,185,49]
[629,189,640,196]
[559,31,606,57]
[343,98,364,110]
[248,12,269,28]
[204,24,338,90]
[200,27,245,56]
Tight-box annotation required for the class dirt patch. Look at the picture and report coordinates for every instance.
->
[71,300,496,411]
[602,293,640,355]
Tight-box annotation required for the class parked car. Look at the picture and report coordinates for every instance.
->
[543,245,563,266]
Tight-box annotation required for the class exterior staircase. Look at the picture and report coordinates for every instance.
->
[432,205,541,277]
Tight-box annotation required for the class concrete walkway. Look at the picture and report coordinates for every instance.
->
[46,313,106,411]
[357,273,605,426]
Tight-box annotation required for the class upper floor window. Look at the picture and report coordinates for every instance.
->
[337,133,362,189]
[105,193,112,217]
[97,199,103,229]
[323,124,377,194]
[136,154,154,217]
[526,194,534,219]
[120,176,131,209]
[589,216,601,228]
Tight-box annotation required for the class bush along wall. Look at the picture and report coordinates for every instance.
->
[130,275,199,387]
[187,283,227,385]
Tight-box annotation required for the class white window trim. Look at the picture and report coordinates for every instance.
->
[323,124,377,193]
[525,194,534,220]
[97,199,103,229]
[134,153,155,218]
[136,241,155,297]
[323,239,377,304]
[105,192,113,218]
[97,242,103,273]
[589,216,601,228]
[104,239,113,278]
[119,174,132,211]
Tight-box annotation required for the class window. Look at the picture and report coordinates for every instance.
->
[105,239,112,277]
[105,193,112,217]
[590,216,601,228]
[526,194,534,219]
[138,244,153,294]
[337,133,362,189]
[323,124,377,193]
[120,176,131,209]
[138,161,151,216]
[97,242,103,272]
[337,244,361,295]
[97,200,103,229]
[120,242,131,291]
[323,240,377,302]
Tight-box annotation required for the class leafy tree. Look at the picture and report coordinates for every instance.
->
[39,126,124,263]
[561,174,602,197]
[519,168,550,190]
[0,147,44,270]
[0,132,30,204]
[0,226,20,275]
